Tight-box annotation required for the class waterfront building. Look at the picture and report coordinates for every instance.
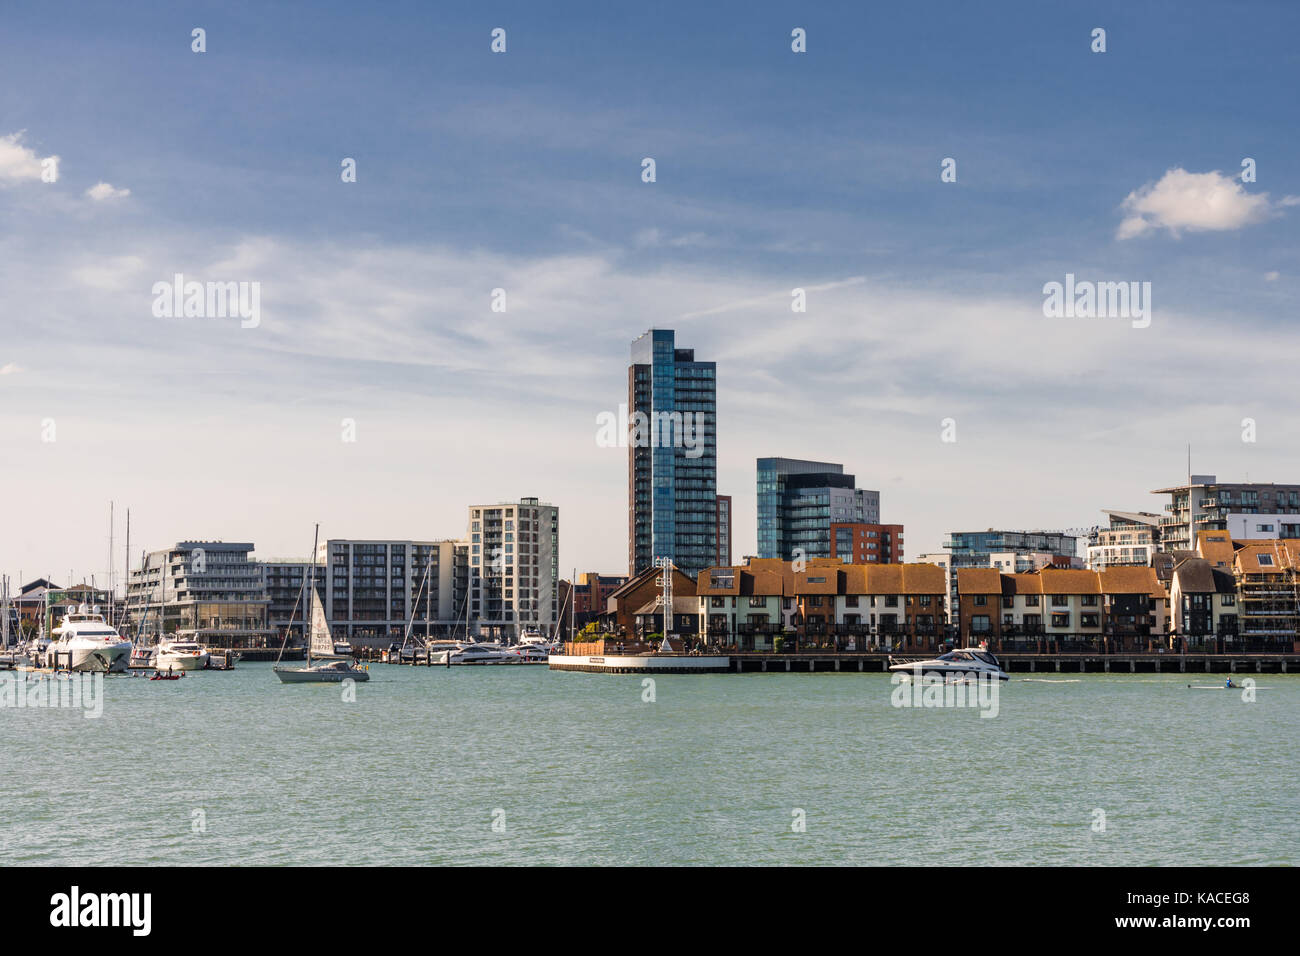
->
[323,539,467,643]
[1151,475,1300,552]
[628,329,718,578]
[1086,510,1162,570]
[695,557,946,652]
[125,542,274,649]
[467,498,559,640]
[12,579,113,633]
[602,565,698,638]
[1168,558,1239,640]
[559,572,630,639]
[953,566,1165,648]
[756,458,880,560]
[831,522,904,563]
[941,529,1081,617]
[263,559,323,642]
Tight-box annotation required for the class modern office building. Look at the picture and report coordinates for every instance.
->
[832,523,904,564]
[1151,476,1300,551]
[756,458,880,560]
[627,329,718,578]
[1085,510,1162,570]
[468,497,559,640]
[321,539,467,643]
[125,541,274,649]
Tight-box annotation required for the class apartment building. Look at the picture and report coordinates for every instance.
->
[756,458,880,560]
[628,329,718,577]
[954,566,1165,648]
[695,557,946,652]
[263,559,324,641]
[467,498,559,640]
[125,541,274,649]
[831,523,904,563]
[935,529,1080,617]
[1168,557,1238,639]
[321,539,466,643]
[1152,475,1300,551]
[1086,510,1162,570]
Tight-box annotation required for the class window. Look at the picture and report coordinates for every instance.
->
[748,596,765,608]
[1025,594,1040,607]
[1081,613,1099,628]
[971,615,991,633]
[973,595,988,606]
[1081,595,1098,606]
[1051,613,1070,628]
[1051,595,1068,607]
[1221,594,1235,606]
[845,594,859,607]
[1257,554,1274,567]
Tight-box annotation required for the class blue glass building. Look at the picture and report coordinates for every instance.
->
[628,329,717,577]
[756,458,880,560]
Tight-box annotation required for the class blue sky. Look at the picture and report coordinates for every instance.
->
[2,0,1298,584]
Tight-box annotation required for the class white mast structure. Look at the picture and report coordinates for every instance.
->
[653,556,675,652]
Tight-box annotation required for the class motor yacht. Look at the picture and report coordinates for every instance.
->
[154,639,210,672]
[888,646,1010,681]
[45,606,133,672]
[430,641,516,665]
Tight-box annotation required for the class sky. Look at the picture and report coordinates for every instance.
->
[1,0,1298,589]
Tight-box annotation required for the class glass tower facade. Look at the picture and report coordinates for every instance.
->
[628,329,717,577]
[756,458,880,560]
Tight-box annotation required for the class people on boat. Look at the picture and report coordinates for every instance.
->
[1225,677,1236,689]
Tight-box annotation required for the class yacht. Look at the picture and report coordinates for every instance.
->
[45,606,133,672]
[154,639,210,672]
[888,646,1010,681]
[504,643,551,663]
[430,641,516,665]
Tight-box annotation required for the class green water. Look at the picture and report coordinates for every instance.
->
[2,663,1295,865]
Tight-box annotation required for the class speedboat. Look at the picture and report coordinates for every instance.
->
[155,639,210,671]
[44,607,133,672]
[430,641,515,665]
[888,646,1009,681]
[274,658,370,683]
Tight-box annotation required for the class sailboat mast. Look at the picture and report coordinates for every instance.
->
[307,523,320,665]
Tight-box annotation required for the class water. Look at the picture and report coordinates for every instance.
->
[2,663,1296,865]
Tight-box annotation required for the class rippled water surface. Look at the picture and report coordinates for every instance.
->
[2,663,1296,865]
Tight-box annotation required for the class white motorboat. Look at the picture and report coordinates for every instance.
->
[504,643,551,663]
[431,641,516,665]
[888,646,1010,681]
[45,606,133,672]
[154,639,210,671]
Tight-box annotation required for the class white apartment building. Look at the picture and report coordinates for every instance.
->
[467,497,559,640]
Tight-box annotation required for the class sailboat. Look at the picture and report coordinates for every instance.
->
[273,524,369,684]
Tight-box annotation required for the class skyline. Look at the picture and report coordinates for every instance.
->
[3,1,1299,584]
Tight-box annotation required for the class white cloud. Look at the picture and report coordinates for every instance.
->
[1117,168,1287,239]
[85,181,130,202]
[0,362,22,375]
[0,131,57,184]
[1265,271,1280,282]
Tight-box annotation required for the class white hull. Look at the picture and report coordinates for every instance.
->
[46,641,132,672]
[154,651,209,671]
